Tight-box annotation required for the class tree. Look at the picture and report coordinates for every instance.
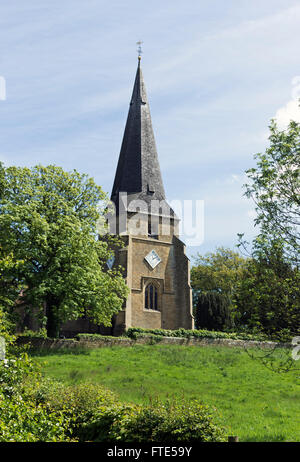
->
[191,247,247,330]
[191,247,247,299]
[244,119,300,264]
[0,164,128,337]
[235,237,300,339]
[195,292,232,331]
[236,117,300,341]
[0,248,23,320]
[0,162,4,199]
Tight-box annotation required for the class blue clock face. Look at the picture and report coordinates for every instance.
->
[145,250,161,269]
[106,256,115,269]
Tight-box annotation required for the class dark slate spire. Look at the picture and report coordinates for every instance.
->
[111,59,166,207]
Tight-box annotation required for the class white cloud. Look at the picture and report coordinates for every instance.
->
[275,99,300,130]
[274,75,300,129]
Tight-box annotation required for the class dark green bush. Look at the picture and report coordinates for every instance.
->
[36,379,120,439]
[77,402,137,442]
[126,327,268,342]
[79,398,226,442]
[118,399,226,442]
[195,292,233,331]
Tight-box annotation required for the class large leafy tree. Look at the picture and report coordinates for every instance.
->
[0,249,18,345]
[0,164,128,337]
[244,119,300,264]
[191,247,247,330]
[0,162,22,334]
[235,237,300,340]
[0,162,4,198]
[191,247,247,300]
[236,117,300,340]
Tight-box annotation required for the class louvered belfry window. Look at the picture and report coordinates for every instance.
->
[145,284,158,310]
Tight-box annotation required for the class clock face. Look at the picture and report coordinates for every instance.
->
[145,250,161,269]
[106,255,115,270]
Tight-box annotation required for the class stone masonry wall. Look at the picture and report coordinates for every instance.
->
[16,335,292,351]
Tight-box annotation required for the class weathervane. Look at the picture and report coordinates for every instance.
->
[136,41,143,61]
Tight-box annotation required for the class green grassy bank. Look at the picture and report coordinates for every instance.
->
[33,344,300,442]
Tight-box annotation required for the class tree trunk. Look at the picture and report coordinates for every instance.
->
[45,295,60,338]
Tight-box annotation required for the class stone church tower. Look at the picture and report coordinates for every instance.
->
[109,58,194,335]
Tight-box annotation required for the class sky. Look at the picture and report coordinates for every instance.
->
[1,0,300,261]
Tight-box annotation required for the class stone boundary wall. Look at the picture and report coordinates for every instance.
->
[16,335,292,351]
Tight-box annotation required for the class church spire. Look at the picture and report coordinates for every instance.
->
[111,60,166,206]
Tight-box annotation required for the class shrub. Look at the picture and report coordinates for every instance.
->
[36,379,120,439]
[0,393,68,442]
[0,305,15,345]
[18,328,48,339]
[195,292,233,331]
[118,399,226,442]
[0,354,40,398]
[125,327,269,342]
[37,380,118,414]
[0,353,69,441]
[80,398,226,442]
[77,402,138,442]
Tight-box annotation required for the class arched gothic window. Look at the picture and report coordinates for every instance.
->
[145,284,158,310]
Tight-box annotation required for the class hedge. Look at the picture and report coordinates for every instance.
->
[125,327,269,342]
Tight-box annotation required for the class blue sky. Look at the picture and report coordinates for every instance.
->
[1,0,300,260]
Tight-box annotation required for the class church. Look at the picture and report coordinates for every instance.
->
[62,56,194,336]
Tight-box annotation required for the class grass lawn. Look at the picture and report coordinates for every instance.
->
[33,344,300,442]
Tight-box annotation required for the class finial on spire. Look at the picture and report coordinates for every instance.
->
[136,40,143,61]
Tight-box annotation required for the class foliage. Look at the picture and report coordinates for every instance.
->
[36,379,118,413]
[36,379,118,439]
[0,353,69,441]
[0,162,4,199]
[17,328,48,339]
[243,119,300,264]
[195,292,233,331]
[236,119,300,369]
[0,354,38,398]
[0,164,128,337]
[0,262,16,346]
[0,394,68,442]
[191,247,247,298]
[126,327,270,342]
[0,248,24,334]
[113,398,226,442]
[74,402,137,442]
[235,238,300,340]
[74,398,225,443]
[191,247,247,329]
[0,306,15,346]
